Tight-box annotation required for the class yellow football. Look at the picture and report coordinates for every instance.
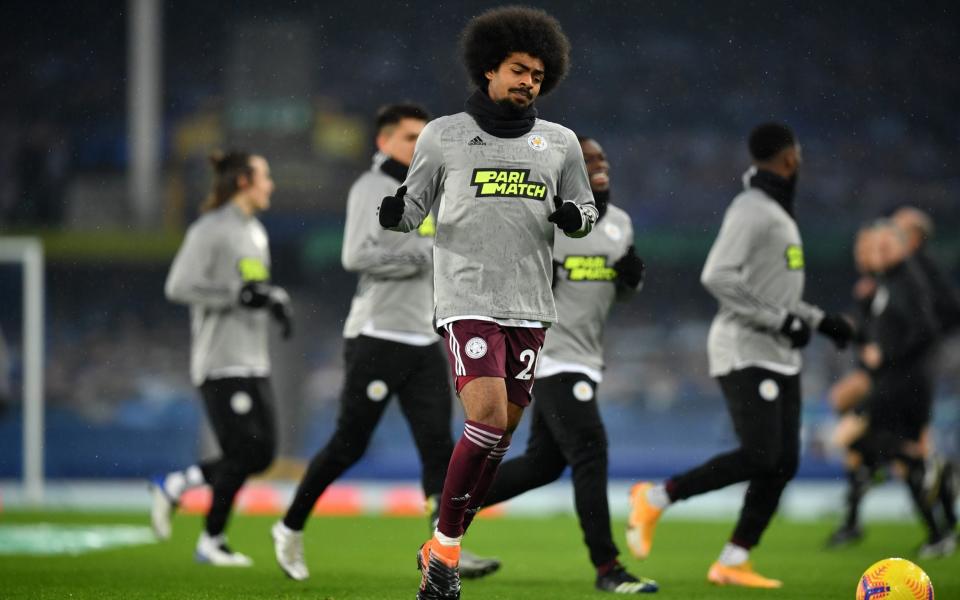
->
[856,558,933,600]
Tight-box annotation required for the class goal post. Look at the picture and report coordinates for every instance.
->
[0,237,45,504]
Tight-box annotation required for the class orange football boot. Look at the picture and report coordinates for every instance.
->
[417,538,461,600]
[626,482,663,559]
[707,561,783,588]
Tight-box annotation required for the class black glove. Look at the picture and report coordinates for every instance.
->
[239,281,272,308]
[378,185,406,228]
[779,313,811,348]
[613,245,645,289]
[239,282,294,339]
[268,287,294,339]
[817,313,855,349]
[547,196,583,234]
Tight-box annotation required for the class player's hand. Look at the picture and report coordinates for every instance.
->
[779,313,811,348]
[860,343,882,369]
[267,286,294,339]
[817,313,855,349]
[547,195,583,234]
[239,281,272,308]
[613,245,645,289]
[378,185,406,228]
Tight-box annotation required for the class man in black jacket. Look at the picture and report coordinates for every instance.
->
[854,221,955,557]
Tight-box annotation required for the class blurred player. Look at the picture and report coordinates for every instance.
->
[475,136,657,594]
[891,206,960,549]
[151,151,292,566]
[378,7,598,599]
[852,222,956,557]
[271,104,498,581]
[829,214,960,550]
[627,123,855,588]
[825,226,880,547]
[892,206,960,334]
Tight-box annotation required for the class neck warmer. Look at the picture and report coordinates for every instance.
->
[464,89,537,138]
[747,167,798,217]
[593,189,610,221]
[379,157,409,183]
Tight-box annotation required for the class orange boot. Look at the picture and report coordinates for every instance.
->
[626,482,663,559]
[707,561,783,588]
[417,538,461,600]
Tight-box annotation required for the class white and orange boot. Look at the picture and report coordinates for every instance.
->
[626,482,664,559]
[417,538,461,600]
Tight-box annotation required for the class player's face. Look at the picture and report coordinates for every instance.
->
[242,155,274,212]
[891,210,924,254]
[485,52,544,108]
[783,143,802,178]
[854,228,875,273]
[580,139,610,193]
[376,118,426,167]
[873,226,906,271]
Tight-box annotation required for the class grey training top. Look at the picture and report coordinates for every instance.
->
[386,112,597,325]
[539,205,637,381]
[342,153,438,342]
[165,203,272,385]
[702,176,824,377]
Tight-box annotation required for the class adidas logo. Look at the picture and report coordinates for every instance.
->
[467,136,486,146]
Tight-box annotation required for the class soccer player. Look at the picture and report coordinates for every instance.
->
[852,221,956,557]
[892,206,960,335]
[474,136,657,594]
[151,151,292,566]
[828,214,959,551]
[271,104,498,581]
[626,123,855,588]
[825,226,881,548]
[378,7,598,599]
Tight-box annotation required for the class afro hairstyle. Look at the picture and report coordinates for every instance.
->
[460,5,571,96]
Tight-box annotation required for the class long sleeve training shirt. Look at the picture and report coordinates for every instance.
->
[384,112,597,326]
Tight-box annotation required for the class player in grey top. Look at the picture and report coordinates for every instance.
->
[377,8,597,600]
[150,151,291,567]
[480,137,657,594]
[627,124,854,589]
[271,105,498,581]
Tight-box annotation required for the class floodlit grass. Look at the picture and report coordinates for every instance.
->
[1,511,957,599]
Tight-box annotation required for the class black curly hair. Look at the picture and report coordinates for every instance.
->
[460,6,571,96]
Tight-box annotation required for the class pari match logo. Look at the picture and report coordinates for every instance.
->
[470,169,547,201]
[561,255,617,282]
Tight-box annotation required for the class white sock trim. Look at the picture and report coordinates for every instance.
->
[433,529,463,547]
[646,484,671,510]
[718,542,749,567]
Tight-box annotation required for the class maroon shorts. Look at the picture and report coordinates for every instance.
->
[440,319,546,407]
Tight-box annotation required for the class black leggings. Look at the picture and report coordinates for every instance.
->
[199,377,277,536]
[284,336,454,531]
[483,373,618,568]
[668,367,801,548]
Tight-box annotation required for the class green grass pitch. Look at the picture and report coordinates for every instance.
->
[1,511,957,599]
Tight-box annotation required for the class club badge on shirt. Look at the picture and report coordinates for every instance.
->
[527,134,548,152]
